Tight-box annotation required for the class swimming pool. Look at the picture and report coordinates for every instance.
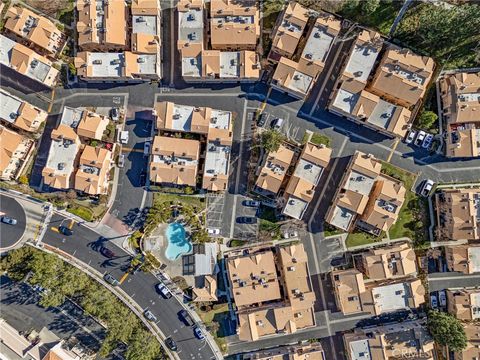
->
[165,222,192,260]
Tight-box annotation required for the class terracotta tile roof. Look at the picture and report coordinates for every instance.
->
[192,275,218,302]
[5,5,64,55]
[0,89,47,133]
[445,244,480,274]
[255,144,295,195]
[447,288,480,321]
[459,323,480,360]
[0,126,26,177]
[76,111,109,140]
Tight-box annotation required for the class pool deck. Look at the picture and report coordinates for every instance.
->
[143,222,195,286]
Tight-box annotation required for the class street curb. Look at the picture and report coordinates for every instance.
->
[32,243,180,360]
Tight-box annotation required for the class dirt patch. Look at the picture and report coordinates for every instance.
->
[24,0,72,18]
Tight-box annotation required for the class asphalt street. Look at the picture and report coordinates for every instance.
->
[43,213,216,360]
[0,276,112,358]
[0,194,27,249]
[428,272,480,292]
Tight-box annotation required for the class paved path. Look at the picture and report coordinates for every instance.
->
[389,0,413,37]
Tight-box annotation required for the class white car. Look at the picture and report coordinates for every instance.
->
[422,134,434,149]
[439,290,447,307]
[270,118,284,130]
[415,131,426,146]
[156,283,172,299]
[420,179,435,197]
[430,294,438,309]
[117,154,125,168]
[207,228,220,235]
[405,130,417,144]
[119,131,129,144]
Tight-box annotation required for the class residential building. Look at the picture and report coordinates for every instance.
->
[76,0,127,51]
[209,0,259,51]
[0,89,48,132]
[74,51,160,81]
[458,323,480,360]
[243,342,325,360]
[269,2,309,60]
[343,320,434,360]
[0,126,35,180]
[434,188,480,241]
[76,110,110,140]
[369,45,435,109]
[447,288,480,321]
[4,5,65,57]
[74,145,113,195]
[131,0,161,55]
[149,135,200,187]
[326,151,406,234]
[41,124,81,190]
[331,269,425,315]
[226,244,316,341]
[177,0,260,82]
[357,242,417,280]
[439,71,480,158]
[282,142,332,220]
[445,244,480,274]
[329,31,417,138]
[192,275,218,302]
[153,101,233,191]
[271,13,341,99]
[254,144,295,197]
[0,34,59,87]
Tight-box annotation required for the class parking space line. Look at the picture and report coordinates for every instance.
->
[386,138,400,163]
[50,226,59,233]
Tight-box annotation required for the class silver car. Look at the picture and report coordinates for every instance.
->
[1,216,17,225]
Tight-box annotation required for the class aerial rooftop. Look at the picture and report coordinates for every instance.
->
[255,144,295,196]
[0,89,47,132]
[445,244,480,274]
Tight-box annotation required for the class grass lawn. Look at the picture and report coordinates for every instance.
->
[302,132,331,147]
[381,162,429,249]
[197,304,229,353]
[67,205,94,222]
[346,231,381,248]
[229,239,247,247]
[152,192,205,209]
[338,0,402,35]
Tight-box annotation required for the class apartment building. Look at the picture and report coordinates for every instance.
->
[0,126,35,181]
[74,146,112,195]
[0,34,59,87]
[243,343,325,360]
[445,244,480,274]
[74,0,161,81]
[329,31,419,138]
[153,101,233,191]
[343,320,434,360]
[76,0,127,51]
[447,288,480,321]
[0,89,48,133]
[282,142,331,220]
[271,12,341,99]
[254,144,295,197]
[209,0,259,51]
[331,268,425,315]
[4,5,65,57]
[149,136,200,187]
[439,71,480,158]
[269,2,309,60]
[459,323,480,360]
[369,45,435,109]
[192,275,217,302]
[357,242,417,281]
[177,0,260,82]
[41,107,113,193]
[325,151,405,235]
[435,187,480,241]
[226,244,316,341]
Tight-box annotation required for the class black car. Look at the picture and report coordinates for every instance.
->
[165,337,178,351]
[58,225,73,236]
[178,309,194,326]
[100,246,115,258]
[257,113,266,127]
[236,216,257,224]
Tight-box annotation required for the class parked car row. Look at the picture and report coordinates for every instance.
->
[430,290,447,309]
[404,129,435,150]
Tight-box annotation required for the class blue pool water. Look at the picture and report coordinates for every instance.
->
[165,223,192,260]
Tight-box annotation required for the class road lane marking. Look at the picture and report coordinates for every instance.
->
[50,226,59,233]
[47,88,56,113]
[119,272,129,284]
[386,138,400,163]
[68,220,75,229]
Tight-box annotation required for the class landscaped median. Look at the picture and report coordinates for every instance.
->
[0,246,168,360]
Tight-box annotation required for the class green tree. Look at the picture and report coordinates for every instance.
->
[184,186,194,195]
[428,310,467,352]
[125,329,163,360]
[361,0,380,14]
[341,0,359,14]
[18,175,29,185]
[260,129,284,153]
[417,111,438,130]
[0,246,34,280]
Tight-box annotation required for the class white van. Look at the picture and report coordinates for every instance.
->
[119,130,129,144]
